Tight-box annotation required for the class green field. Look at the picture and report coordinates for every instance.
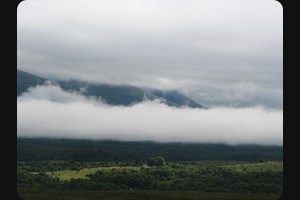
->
[42,166,141,181]
[17,188,282,200]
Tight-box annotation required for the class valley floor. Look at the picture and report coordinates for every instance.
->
[17,139,283,199]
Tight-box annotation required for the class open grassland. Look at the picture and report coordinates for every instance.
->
[33,166,141,181]
[17,188,282,200]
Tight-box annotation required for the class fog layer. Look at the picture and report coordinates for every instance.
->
[17,85,282,145]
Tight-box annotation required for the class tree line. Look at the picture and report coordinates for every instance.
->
[17,138,283,162]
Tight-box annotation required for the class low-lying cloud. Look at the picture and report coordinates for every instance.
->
[17,85,282,145]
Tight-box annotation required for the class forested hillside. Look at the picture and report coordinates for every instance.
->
[17,138,282,162]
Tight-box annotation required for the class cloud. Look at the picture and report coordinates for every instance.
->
[17,0,282,108]
[181,81,283,109]
[19,82,88,102]
[17,85,282,145]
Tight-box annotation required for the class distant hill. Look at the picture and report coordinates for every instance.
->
[17,138,283,162]
[17,70,204,108]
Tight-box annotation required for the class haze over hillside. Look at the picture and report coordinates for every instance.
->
[17,70,282,145]
[17,0,282,145]
[17,70,204,108]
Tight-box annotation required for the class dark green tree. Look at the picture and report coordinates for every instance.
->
[147,156,166,166]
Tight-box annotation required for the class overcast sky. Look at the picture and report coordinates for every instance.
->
[17,0,282,108]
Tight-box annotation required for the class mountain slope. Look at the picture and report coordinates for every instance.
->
[17,70,47,96]
[149,89,205,108]
[59,80,158,106]
[17,70,204,108]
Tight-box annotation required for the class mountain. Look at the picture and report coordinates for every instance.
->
[58,80,158,106]
[17,70,204,108]
[17,70,47,95]
[146,89,205,108]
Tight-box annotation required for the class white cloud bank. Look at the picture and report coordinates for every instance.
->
[17,85,282,145]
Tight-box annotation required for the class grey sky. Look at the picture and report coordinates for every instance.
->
[17,0,283,108]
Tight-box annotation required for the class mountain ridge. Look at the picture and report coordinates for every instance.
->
[17,70,204,108]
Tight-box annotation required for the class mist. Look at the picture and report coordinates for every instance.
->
[17,85,282,145]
